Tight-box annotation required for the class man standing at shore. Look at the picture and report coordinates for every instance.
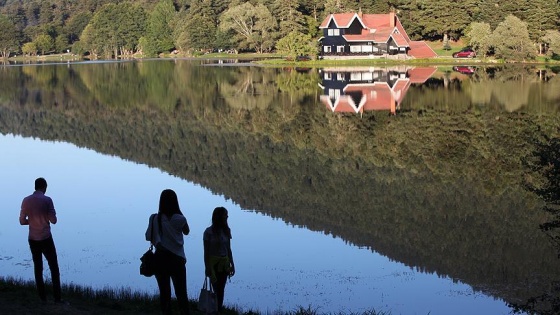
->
[19,177,62,303]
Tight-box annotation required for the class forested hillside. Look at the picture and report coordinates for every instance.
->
[0,0,559,59]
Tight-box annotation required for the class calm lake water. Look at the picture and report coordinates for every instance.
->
[1,59,559,315]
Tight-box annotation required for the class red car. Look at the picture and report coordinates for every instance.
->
[453,66,476,74]
[452,48,476,58]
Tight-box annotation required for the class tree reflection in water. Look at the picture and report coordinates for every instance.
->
[1,60,560,313]
[515,137,560,315]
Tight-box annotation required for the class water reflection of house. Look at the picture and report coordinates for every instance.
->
[318,66,436,114]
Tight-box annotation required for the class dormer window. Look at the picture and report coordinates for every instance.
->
[328,29,340,36]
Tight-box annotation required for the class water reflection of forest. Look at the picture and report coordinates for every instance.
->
[1,61,559,313]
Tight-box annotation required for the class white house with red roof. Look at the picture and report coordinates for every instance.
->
[319,11,437,59]
[318,66,437,114]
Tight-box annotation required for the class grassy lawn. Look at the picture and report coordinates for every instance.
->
[0,276,394,315]
[426,40,468,57]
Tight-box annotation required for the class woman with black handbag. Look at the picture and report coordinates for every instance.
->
[146,189,190,315]
[203,206,235,312]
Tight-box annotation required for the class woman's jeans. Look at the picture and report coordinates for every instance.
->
[155,248,189,315]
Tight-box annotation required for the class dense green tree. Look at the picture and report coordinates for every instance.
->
[523,0,559,54]
[81,3,146,58]
[23,25,43,43]
[64,11,92,44]
[415,0,477,41]
[490,15,536,61]
[21,41,38,56]
[304,15,320,38]
[323,0,351,14]
[184,0,217,51]
[299,0,323,20]
[42,23,62,39]
[337,0,387,13]
[211,0,232,16]
[0,0,559,58]
[276,31,316,60]
[273,0,305,38]
[172,11,190,52]
[473,0,512,29]
[55,34,68,53]
[116,4,147,56]
[542,30,560,57]
[80,23,99,58]
[71,40,86,56]
[465,22,492,58]
[219,2,278,53]
[214,29,235,52]
[34,34,54,55]
[22,1,40,27]
[143,0,176,56]
[0,13,19,58]
[38,1,55,25]
[387,0,425,40]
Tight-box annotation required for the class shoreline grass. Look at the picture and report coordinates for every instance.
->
[0,276,393,315]
[4,51,560,68]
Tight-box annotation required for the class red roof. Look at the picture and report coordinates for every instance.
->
[319,13,363,29]
[408,41,438,58]
[407,67,437,83]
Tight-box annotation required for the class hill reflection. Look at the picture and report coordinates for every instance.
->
[1,60,559,312]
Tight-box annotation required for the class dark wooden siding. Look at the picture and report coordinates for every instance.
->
[345,19,363,35]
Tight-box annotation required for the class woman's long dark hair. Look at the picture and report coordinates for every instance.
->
[211,206,231,238]
[159,189,183,218]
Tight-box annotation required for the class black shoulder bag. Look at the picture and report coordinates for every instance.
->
[140,214,159,277]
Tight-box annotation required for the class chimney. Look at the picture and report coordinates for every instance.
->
[389,10,395,28]
[358,8,363,19]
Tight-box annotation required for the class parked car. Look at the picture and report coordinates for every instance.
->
[453,66,476,74]
[452,48,476,58]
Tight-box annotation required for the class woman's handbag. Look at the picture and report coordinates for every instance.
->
[140,214,158,277]
[140,245,156,277]
[198,277,218,314]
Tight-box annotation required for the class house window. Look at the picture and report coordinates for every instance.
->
[328,29,340,36]
[324,72,332,80]
[350,73,362,81]
[328,89,341,99]
[324,46,332,53]
[350,46,361,53]
[337,46,345,53]
[362,45,373,53]
[337,73,345,81]
[362,72,374,81]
